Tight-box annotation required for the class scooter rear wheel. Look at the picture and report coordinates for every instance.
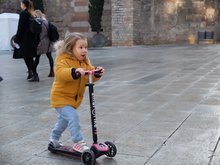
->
[81,149,96,165]
[104,141,117,158]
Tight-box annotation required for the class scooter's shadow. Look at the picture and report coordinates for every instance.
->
[95,157,117,165]
[48,151,82,164]
[48,151,117,165]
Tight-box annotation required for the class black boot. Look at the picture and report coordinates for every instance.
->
[27,70,33,80]
[48,70,54,77]
[28,73,39,82]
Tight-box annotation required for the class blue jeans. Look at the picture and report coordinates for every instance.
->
[50,105,83,143]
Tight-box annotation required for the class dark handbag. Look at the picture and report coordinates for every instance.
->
[13,48,23,59]
[47,22,59,42]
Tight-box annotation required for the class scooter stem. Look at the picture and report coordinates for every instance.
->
[87,71,98,144]
[88,71,93,84]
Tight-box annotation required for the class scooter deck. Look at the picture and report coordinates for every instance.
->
[48,143,82,157]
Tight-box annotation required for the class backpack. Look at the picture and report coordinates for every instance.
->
[29,17,42,34]
[47,22,59,42]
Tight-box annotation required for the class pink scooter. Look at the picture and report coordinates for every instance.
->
[48,69,117,165]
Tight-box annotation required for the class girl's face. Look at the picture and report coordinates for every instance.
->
[20,2,26,10]
[72,39,88,61]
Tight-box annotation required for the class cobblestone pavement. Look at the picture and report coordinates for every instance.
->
[0,44,220,165]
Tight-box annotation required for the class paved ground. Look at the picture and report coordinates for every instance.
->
[0,44,220,165]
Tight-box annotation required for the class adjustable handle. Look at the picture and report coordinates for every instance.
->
[85,70,102,84]
[84,70,102,75]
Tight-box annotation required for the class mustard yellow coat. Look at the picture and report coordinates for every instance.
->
[50,53,100,109]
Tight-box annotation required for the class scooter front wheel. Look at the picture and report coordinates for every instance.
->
[81,149,96,165]
[104,141,117,158]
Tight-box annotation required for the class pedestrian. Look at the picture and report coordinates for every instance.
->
[49,32,104,153]
[0,76,3,82]
[33,9,54,79]
[13,0,39,82]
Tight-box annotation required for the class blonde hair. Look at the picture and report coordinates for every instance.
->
[54,33,91,65]
[33,9,45,18]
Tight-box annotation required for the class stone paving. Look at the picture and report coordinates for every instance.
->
[0,44,220,165]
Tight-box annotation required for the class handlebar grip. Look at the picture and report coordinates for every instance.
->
[75,71,81,78]
[85,70,101,75]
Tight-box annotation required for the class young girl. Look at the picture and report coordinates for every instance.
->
[49,32,104,153]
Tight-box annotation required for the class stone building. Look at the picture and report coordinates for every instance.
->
[1,0,220,46]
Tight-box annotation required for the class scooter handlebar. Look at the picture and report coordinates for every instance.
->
[84,70,102,75]
[85,69,102,83]
[74,69,102,78]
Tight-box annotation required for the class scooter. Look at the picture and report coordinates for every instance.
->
[48,69,117,165]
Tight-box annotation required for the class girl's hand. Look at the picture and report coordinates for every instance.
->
[75,68,85,76]
[95,66,105,76]
[12,40,15,48]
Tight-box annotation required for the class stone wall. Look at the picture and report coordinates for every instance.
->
[0,0,111,46]
[0,0,20,13]
[133,0,220,45]
[102,1,112,46]
[110,0,220,45]
[1,0,220,46]
[111,0,134,46]
[44,0,112,45]
[42,0,90,40]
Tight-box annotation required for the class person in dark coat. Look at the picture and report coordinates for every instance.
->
[33,9,54,78]
[13,0,40,81]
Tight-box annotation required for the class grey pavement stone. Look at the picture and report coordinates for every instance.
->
[0,44,220,165]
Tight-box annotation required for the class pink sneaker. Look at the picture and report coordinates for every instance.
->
[73,140,89,153]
